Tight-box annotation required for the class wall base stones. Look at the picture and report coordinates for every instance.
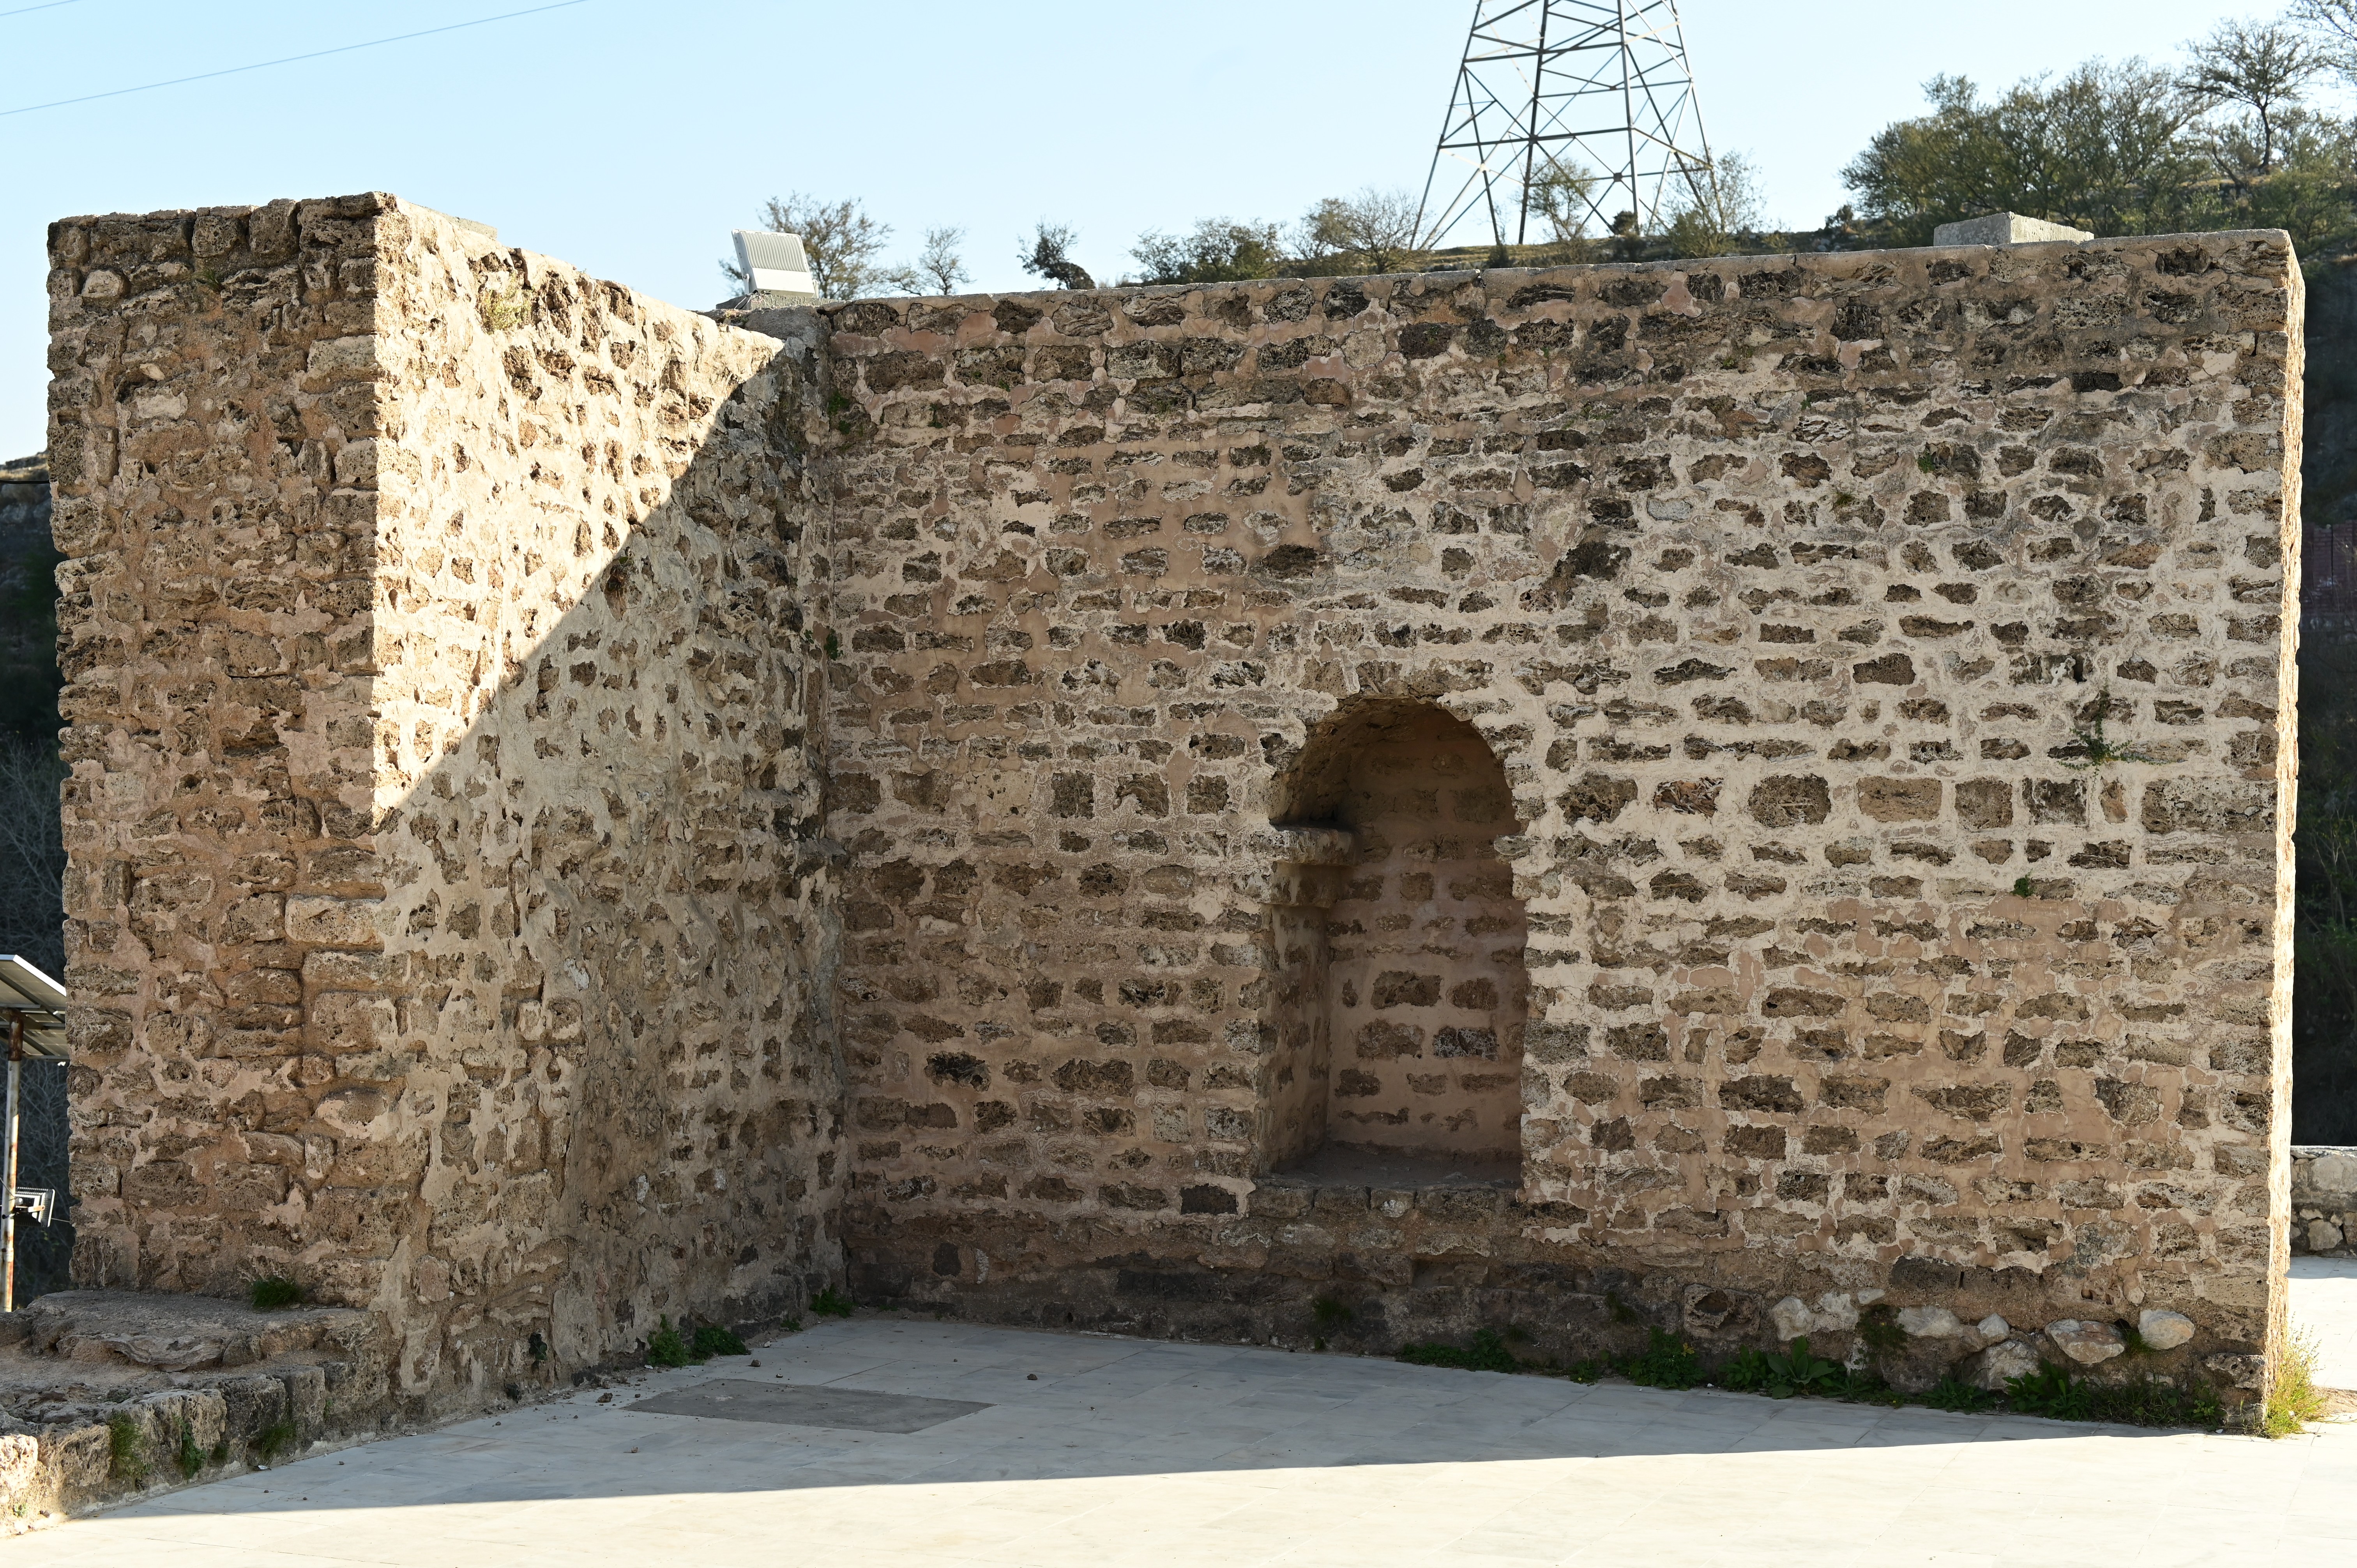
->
[845,1188,2257,1403]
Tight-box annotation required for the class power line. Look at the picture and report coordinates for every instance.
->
[0,0,588,118]
[0,1,79,18]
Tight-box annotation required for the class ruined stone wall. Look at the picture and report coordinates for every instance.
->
[817,235,2300,1393]
[46,195,841,1411]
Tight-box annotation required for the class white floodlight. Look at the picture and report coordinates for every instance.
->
[732,230,820,300]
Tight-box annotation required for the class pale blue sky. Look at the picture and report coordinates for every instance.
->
[0,0,2303,453]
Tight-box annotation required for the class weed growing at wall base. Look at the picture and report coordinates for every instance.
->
[1923,1376,1998,1413]
[1310,1295,1353,1352]
[247,1275,304,1310]
[692,1324,749,1358]
[1392,1327,2230,1432]
[1618,1329,1703,1390]
[106,1413,146,1482]
[1722,1339,1844,1398]
[1397,1328,1518,1372]
[252,1420,296,1462]
[1856,1304,1907,1354]
[2261,1326,2329,1437]
[646,1316,693,1368]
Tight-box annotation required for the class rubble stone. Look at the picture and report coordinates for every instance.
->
[2138,1308,2196,1350]
[2043,1318,2127,1363]
[1897,1305,1963,1338]
[1968,1337,2044,1390]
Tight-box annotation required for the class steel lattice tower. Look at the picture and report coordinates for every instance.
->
[1417,0,1716,249]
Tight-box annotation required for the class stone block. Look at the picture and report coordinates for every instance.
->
[2042,1319,2125,1364]
[1931,212,2094,246]
[1966,1338,2044,1391]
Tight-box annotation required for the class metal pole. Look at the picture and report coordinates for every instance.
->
[1517,0,1551,246]
[4,1016,21,1314]
[1620,0,1639,231]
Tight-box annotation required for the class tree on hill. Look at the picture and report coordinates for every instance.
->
[1300,188,1422,275]
[1841,64,2213,247]
[2182,18,2322,172]
[1131,219,1291,285]
[1664,152,1771,258]
[1843,5,2357,259]
[1019,222,1096,289]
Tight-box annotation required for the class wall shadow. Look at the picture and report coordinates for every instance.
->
[83,1322,2207,1531]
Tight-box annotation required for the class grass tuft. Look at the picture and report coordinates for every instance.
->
[480,283,533,330]
[809,1287,855,1319]
[1398,1328,1519,1373]
[107,1413,148,1482]
[692,1324,749,1359]
[248,1275,305,1311]
[253,1420,297,1462]
[2261,1326,2329,1438]
[647,1315,693,1368]
[1619,1328,1702,1390]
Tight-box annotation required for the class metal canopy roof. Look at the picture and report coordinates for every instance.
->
[0,955,67,1057]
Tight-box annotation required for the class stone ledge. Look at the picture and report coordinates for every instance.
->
[0,1290,398,1533]
[0,1289,371,1372]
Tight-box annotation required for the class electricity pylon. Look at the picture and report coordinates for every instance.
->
[1416,0,1717,250]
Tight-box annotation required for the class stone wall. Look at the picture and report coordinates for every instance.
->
[812,233,2301,1397]
[43,197,2306,1412]
[0,454,48,557]
[45,196,841,1413]
[2293,1146,2357,1254]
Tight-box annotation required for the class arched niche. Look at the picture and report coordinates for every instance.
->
[1256,697,1529,1185]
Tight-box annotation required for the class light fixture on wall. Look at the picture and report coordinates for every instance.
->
[732,230,820,302]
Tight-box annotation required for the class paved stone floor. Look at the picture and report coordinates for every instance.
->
[2294,1255,2357,1390]
[13,1308,2355,1567]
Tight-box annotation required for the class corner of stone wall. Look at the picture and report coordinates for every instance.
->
[47,192,848,1419]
